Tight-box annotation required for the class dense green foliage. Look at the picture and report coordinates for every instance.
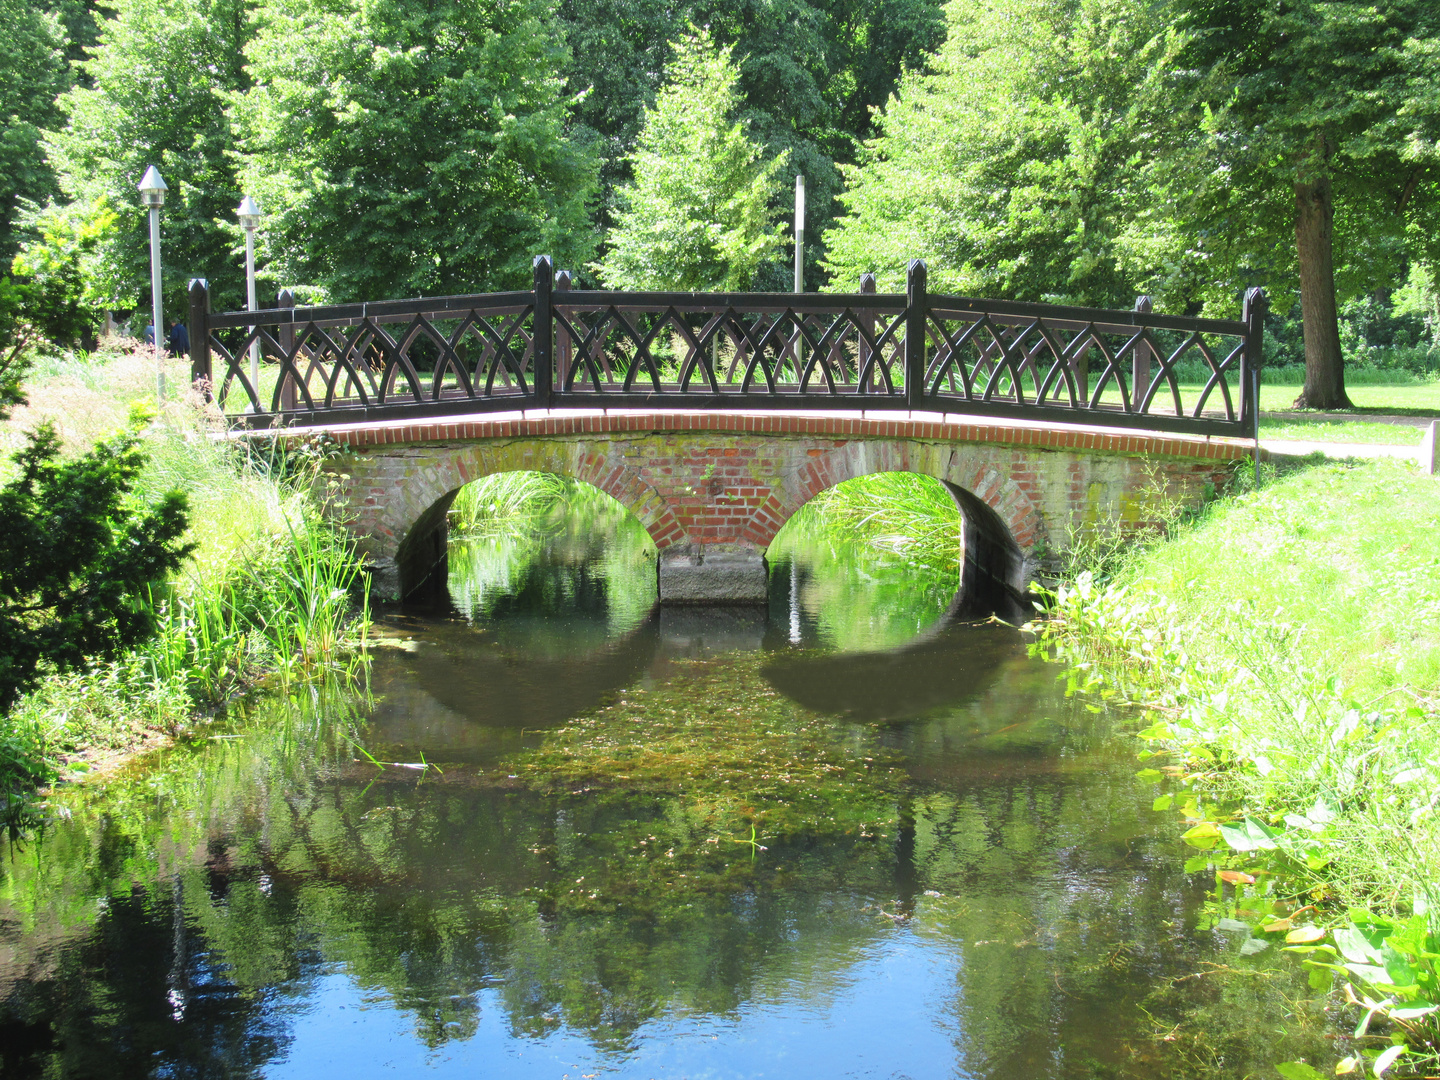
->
[47,0,252,312]
[593,27,788,291]
[0,345,368,817]
[823,0,1179,303]
[0,0,68,266]
[0,416,192,710]
[234,0,598,302]
[0,0,1433,373]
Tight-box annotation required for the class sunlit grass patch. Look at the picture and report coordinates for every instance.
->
[1036,458,1440,934]
[1259,418,1424,444]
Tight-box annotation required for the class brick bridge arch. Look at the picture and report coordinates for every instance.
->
[305,411,1247,605]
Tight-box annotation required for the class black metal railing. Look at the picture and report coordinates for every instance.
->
[190,257,1265,437]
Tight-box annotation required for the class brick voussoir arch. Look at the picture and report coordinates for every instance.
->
[742,438,1047,558]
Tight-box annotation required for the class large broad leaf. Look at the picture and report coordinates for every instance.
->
[1373,1044,1408,1076]
[1220,817,1279,852]
[1334,927,1385,965]
[1182,821,1221,848]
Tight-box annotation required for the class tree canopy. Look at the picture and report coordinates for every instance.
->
[592,26,789,291]
[233,0,599,303]
[823,0,1183,303]
[0,0,69,266]
[46,0,251,312]
[0,0,1433,389]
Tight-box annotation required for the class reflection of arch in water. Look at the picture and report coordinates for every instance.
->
[374,609,661,736]
[759,618,1019,723]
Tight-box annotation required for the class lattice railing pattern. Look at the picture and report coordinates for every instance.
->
[191,258,1263,436]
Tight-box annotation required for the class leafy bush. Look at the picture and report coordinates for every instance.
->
[0,410,192,711]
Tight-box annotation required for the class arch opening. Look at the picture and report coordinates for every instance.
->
[399,471,658,645]
[765,470,1031,651]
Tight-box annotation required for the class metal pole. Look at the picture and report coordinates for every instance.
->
[793,175,805,293]
[149,205,164,403]
[245,226,259,396]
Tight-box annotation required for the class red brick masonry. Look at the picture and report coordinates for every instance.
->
[279,409,1254,597]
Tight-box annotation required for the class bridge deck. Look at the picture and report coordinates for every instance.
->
[261,407,1257,462]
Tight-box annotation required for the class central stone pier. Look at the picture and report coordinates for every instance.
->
[657,547,770,603]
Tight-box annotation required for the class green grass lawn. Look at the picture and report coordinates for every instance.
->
[1258,417,1425,444]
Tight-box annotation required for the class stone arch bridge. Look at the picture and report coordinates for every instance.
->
[292,409,1250,609]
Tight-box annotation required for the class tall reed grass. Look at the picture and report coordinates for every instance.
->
[0,345,370,816]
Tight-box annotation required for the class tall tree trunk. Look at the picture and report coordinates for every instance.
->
[1293,169,1352,409]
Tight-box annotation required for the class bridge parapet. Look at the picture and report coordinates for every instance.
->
[191,261,1266,442]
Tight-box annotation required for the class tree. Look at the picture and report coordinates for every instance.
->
[233,0,598,303]
[0,0,69,266]
[10,198,119,347]
[47,0,252,313]
[593,26,789,291]
[822,0,1181,304]
[556,0,945,288]
[1153,0,1440,408]
[0,414,193,711]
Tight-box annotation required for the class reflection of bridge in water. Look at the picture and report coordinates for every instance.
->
[193,261,1263,605]
[373,594,1033,757]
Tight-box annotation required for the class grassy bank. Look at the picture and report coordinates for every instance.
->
[1,342,370,824]
[1034,458,1440,1077]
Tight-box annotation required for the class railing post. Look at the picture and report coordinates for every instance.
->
[1243,286,1267,480]
[905,259,927,408]
[1132,294,1152,412]
[188,278,211,401]
[859,272,876,392]
[278,288,296,412]
[533,255,553,406]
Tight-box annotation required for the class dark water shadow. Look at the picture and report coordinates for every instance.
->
[373,610,662,733]
[759,618,1022,722]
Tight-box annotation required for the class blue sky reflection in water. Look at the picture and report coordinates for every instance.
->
[0,480,1331,1078]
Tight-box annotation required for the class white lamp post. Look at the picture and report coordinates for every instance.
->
[236,195,263,398]
[793,174,805,293]
[137,166,167,403]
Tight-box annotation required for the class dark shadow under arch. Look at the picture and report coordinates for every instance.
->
[941,480,1032,623]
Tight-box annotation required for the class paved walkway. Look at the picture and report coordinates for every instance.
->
[1259,412,1436,467]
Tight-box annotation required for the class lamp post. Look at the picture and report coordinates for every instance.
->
[793,174,805,293]
[137,166,167,403]
[236,195,262,398]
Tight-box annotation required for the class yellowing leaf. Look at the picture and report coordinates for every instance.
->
[1286,926,1327,944]
[1334,1056,1359,1075]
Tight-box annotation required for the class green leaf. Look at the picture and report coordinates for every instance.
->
[1372,1044,1408,1076]
[1182,821,1222,848]
[1274,1063,1325,1080]
[1219,817,1279,852]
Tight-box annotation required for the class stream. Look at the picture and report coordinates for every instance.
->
[0,487,1331,1078]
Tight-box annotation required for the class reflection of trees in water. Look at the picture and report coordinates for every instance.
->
[0,651,1336,1078]
[0,881,290,1079]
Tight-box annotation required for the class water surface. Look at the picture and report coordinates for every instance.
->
[0,493,1329,1078]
